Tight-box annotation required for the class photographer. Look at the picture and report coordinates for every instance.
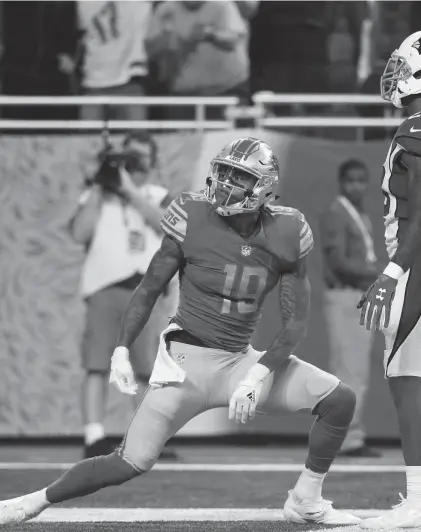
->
[71,130,177,459]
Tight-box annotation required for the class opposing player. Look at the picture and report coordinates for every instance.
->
[0,137,359,526]
[358,32,421,529]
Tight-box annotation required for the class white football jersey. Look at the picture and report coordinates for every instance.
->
[78,0,151,88]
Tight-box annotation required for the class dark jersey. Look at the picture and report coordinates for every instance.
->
[382,112,421,258]
[161,191,313,352]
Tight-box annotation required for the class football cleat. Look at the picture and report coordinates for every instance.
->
[360,493,421,529]
[283,489,361,525]
[0,490,49,524]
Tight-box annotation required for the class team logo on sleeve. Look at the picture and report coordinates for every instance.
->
[241,245,252,256]
[161,200,188,243]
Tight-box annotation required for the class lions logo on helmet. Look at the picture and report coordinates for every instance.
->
[205,137,279,217]
[381,31,421,108]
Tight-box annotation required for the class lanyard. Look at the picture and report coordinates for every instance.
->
[337,195,377,264]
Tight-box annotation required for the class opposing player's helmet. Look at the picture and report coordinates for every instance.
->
[381,31,421,108]
[205,137,279,216]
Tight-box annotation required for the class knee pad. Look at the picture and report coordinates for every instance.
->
[116,442,158,473]
[314,382,356,426]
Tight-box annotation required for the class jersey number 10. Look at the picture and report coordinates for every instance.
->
[221,264,268,314]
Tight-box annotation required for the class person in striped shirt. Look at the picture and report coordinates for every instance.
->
[0,137,359,527]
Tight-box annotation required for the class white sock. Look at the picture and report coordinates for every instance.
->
[406,466,421,503]
[32,488,50,507]
[84,423,105,446]
[293,468,326,501]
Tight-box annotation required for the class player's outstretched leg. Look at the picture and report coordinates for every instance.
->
[361,376,421,529]
[0,354,205,525]
[0,452,141,524]
[283,382,361,525]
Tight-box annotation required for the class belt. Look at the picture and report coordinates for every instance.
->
[166,328,210,348]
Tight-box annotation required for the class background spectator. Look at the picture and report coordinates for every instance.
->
[320,160,382,458]
[145,1,249,119]
[76,0,152,121]
[69,131,176,459]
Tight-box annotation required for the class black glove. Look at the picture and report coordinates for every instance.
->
[357,274,397,331]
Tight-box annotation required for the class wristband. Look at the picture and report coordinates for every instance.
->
[247,363,271,382]
[383,262,405,280]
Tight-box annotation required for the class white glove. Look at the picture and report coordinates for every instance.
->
[229,363,270,424]
[109,346,138,395]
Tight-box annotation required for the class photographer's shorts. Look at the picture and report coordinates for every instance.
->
[82,285,169,379]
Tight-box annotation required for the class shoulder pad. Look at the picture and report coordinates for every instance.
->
[161,195,189,244]
[395,113,421,155]
[160,190,206,244]
[297,211,314,259]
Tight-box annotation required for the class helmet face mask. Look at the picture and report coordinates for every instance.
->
[205,137,279,217]
[381,51,412,104]
[210,164,258,209]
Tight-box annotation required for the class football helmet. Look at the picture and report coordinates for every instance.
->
[205,137,279,216]
[381,31,421,108]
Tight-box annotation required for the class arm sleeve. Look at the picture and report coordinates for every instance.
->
[297,212,314,259]
[160,196,188,244]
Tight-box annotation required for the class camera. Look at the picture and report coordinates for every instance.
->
[93,147,147,193]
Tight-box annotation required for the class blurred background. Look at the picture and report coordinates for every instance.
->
[0,0,414,452]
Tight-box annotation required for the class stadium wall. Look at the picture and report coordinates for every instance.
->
[0,131,397,439]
